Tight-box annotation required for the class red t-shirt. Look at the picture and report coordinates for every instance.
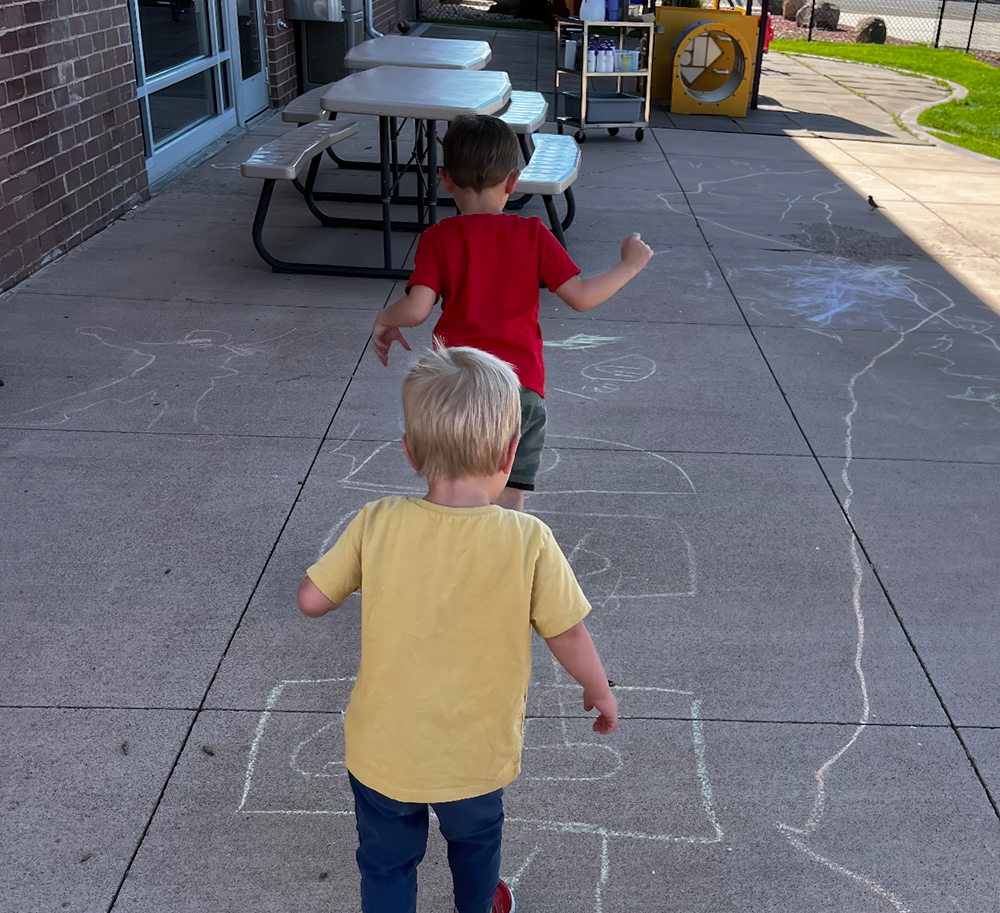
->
[406,213,580,397]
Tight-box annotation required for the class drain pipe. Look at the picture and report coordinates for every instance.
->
[364,0,383,38]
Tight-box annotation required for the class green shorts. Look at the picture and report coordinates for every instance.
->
[508,387,546,492]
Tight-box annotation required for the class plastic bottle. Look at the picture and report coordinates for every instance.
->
[564,38,577,69]
[579,0,605,21]
[587,47,596,72]
[601,41,614,72]
[606,0,620,21]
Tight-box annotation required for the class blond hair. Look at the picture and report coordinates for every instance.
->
[402,345,521,481]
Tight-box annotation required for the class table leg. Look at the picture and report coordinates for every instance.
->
[390,116,401,204]
[426,119,438,226]
[379,117,393,270]
[415,120,426,226]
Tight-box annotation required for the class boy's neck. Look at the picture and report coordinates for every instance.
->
[423,474,504,509]
[452,184,510,216]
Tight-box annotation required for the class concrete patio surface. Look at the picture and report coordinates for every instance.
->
[2,23,1000,913]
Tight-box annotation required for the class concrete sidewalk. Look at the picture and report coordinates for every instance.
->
[2,27,1000,913]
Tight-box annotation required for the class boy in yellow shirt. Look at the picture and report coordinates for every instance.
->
[297,345,618,913]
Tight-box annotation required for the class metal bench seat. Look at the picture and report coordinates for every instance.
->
[515,133,579,195]
[241,120,411,279]
[498,90,547,135]
[281,86,330,125]
[512,133,579,246]
[241,121,359,181]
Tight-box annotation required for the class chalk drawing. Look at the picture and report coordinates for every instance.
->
[581,354,657,384]
[947,386,1000,413]
[12,326,295,431]
[239,677,722,912]
[546,345,659,401]
[319,432,698,601]
[663,154,1000,908]
[656,161,838,251]
[551,387,598,401]
[544,334,623,351]
[740,259,933,332]
[755,250,1000,913]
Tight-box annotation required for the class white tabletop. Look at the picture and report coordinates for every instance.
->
[321,66,511,120]
[344,36,492,71]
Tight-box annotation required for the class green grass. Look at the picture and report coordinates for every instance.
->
[772,40,1000,159]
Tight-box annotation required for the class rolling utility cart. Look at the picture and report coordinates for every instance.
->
[554,17,655,143]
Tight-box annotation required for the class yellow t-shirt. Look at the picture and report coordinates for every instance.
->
[307,496,590,803]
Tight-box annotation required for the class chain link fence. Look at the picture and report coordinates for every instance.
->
[413,0,997,61]
[415,0,553,23]
[771,0,999,56]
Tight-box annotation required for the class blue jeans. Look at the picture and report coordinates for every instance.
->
[349,772,504,913]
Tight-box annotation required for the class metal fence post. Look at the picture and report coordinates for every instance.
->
[965,0,981,52]
[933,0,946,47]
[751,0,768,109]
[807,0,816,40]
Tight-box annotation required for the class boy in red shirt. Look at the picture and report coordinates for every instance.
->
[373,114,653,510]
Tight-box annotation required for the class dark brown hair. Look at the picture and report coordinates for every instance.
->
[442,115,520,193]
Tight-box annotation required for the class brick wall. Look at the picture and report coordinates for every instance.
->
[372,0,417,36]
[264,0,298,106]
[0,0,149,293]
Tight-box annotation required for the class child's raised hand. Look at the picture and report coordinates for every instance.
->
[372,319,411,367]
[584,687,619,734]
[621,233,654,273]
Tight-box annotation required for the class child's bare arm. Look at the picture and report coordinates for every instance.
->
[544,621,618,734]
[554,233,653,313]
[372,285,437,366]
[297,575,343,617]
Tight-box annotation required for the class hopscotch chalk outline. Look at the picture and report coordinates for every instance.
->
[238,677,723,912]
[322,432,699,600]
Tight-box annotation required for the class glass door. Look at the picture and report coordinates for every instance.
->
[130,0,269,183]
[233,0,270,119]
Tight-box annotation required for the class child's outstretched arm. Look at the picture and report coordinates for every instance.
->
[544,621,619,734]
[297,575,343,617]
[554,233,653,313]
[372,285,437,366]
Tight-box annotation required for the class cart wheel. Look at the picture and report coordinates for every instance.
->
[575,129,587,143]
[607,127,619,136]
[635,127,645,142]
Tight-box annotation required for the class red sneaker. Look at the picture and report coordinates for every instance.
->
[453,880,515,913]
[491,879,514,913]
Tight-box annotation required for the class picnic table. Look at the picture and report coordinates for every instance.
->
[344,35,492,71]
[313,66,512,276]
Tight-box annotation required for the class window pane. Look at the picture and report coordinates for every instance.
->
[236,0,263,80]
[148,69,218,147]
[216,0,227,51]
[221,59,232,110]
[137,0,212,78]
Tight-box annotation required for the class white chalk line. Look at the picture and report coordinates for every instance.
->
[328,434,697,496]
[528,510,697,598]
[505,844,541,889]
[776,263,965,912]
[544,334,624,351]
[239,677,355,814]
[13,325,295,431]
[551,387,598,401]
